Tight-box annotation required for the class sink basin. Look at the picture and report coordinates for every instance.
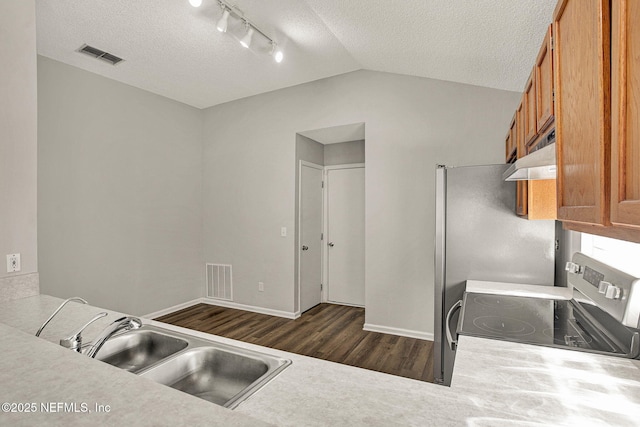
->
[139,343,290,409]
[140,347,278,408]
[95,330,188,373]
[94,324,291,409]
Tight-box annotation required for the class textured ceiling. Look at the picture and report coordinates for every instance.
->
[36,0,556,109]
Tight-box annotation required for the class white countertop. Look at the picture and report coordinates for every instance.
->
[1,295,639,426]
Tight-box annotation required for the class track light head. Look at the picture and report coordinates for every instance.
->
[271,42,284,63]
[216,9,230,32]
[240,26,254,48]
[189,0,202,7]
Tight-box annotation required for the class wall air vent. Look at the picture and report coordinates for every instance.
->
[206,263,233,301]
[77,44,124,65]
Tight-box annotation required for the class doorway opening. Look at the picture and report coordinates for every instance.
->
[295,123,365,316]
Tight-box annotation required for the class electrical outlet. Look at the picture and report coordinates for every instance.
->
[258,281,264,292]
[6,254,20,273]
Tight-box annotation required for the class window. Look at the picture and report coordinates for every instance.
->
[580,233,640,277]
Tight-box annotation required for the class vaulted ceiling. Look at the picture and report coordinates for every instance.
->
[36,0,557,109]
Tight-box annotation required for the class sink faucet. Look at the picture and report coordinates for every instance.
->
[84,316,142,358]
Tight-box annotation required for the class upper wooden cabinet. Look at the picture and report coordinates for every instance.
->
[610,0,640,229]
[505,129,513,163]
[515,100,527,216]
[523,70,538,145]
[535,25,554,132]
[516,98,526,159]
[513,96,557,220]
[508,113,517,162]
[553,0,611,226]
[553,0,640,242]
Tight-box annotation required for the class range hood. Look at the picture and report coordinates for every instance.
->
[503,128,557,181]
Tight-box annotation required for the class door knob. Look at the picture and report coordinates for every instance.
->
[328,242,334,247]
[302,245,309,251]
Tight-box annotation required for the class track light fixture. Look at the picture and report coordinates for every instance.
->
[239,24,254,48]
[189,0,283,63]
[271,42,283,63]
[216,8,230,33]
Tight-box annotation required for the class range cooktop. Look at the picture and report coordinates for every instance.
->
[457,253,640,358]
[458,293,631,355]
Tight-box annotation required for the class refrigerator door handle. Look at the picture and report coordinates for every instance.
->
[445,300,462,352]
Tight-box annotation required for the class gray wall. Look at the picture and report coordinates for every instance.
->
[37,56,204,315]
[0,0,39,300]
[324,140,365,166]
[297,135,325,167]
[202,70,519,334]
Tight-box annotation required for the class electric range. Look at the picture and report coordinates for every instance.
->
[456,253,640,358]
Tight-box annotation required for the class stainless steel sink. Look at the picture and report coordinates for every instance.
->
[140,346,282,408]
[95,329,188,373]
[94,325,291,409]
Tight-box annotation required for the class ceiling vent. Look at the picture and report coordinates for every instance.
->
[77,44,124,65]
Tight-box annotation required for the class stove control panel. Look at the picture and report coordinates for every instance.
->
[568,253,640,329]
[583,266,605,288]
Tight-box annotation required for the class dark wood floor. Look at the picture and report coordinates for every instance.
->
[155,303,434,383]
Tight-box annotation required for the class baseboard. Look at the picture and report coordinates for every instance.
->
[363,323,433,341]
[142,298,206,319]
[201,298,299,320]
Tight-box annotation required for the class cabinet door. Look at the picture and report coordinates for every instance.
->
[509,113,517,160]
[553,0,611,225]
[524,70,537,145]
[516,98,526,158]
[505,129,513,163]
[527,180,558,220]
[536,25,554,132]
[515,100,528,216]
[611,0,640,228]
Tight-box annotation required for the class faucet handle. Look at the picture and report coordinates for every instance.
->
[60,312,108,352]
[36,297,88,337]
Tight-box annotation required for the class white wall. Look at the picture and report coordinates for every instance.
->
[37,56,204,315]
[0,0,39,300]
[324,140,365,166]
[202,70,519,334]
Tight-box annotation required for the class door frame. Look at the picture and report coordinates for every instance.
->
[323,163,365,307]
[297,160,325,314]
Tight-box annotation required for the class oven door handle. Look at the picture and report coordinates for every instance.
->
[445,300,463,352]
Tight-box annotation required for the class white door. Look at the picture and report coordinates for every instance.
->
[299,162,323,313]
[326,166,365,306]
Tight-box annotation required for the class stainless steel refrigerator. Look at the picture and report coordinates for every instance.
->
[434,164,555,385]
